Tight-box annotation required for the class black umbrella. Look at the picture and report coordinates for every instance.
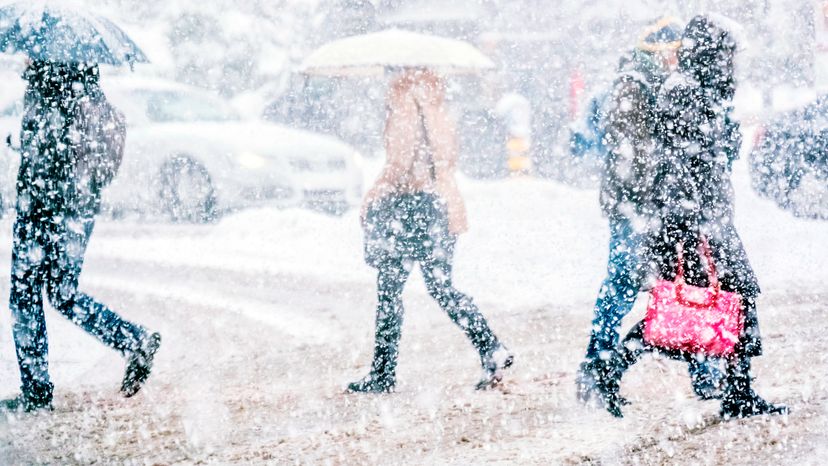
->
[0,1,148,66]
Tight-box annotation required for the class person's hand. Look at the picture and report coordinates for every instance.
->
[446,203,469,235]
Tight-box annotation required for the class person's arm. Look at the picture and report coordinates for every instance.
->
[420,100,468,234]
[721,109,742,169]
[654,83,703,223]
[606,80,655,202]
[360,96,418,222]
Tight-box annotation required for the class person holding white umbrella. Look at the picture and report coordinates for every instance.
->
[302,30,511,392]
[352,68,513,393]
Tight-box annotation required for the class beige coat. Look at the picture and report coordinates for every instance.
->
[362,70,468,234]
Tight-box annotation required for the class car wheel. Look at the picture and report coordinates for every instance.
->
[319,200,350,216]
[159,155,217,223]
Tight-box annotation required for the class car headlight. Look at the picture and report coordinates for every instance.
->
[237,151,268,170]
[351,151,364,170]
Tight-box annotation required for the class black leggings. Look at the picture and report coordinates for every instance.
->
[372,237,499,370]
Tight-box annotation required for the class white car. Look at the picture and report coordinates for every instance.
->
[0,77,364,221]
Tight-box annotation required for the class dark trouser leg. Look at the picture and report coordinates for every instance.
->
[618,320,724,398]
[687,356,725,399]
[586,218,643,361]
[616,317,785,418]
[47,217,147,355]
[9,218,53,406]
[578,219,642,414]
[368,258,411,382]
[617,321,650,370]
[54,294,147,354]
[721,297,758,404]
[421,237,499,362]
[720,297,787,418]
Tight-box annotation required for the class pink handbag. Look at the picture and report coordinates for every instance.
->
[643,238,744,356]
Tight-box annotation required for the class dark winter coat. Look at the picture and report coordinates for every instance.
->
[648,16,759,299]
[17,62,122,220]
[600,50,668,220]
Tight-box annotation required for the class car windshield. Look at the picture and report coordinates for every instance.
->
[141,90,240,123]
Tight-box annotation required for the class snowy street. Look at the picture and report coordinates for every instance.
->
[0,159,825,464]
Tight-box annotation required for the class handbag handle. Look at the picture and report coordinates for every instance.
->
[675,236,720,306]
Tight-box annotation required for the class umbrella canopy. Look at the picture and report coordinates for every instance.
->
[0,1,148,66]
[300,29,494,76]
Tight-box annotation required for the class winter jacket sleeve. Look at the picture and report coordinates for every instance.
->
[600,78,656,219]
[419,97,468,234]
[721,111,742,169]
[650,82,704,225]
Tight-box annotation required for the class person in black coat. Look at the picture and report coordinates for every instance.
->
[1,61,161,413]
[601,15,788,419]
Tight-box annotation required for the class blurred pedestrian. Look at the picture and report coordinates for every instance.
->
[576,18,707,412]
[605,15,788,419]
[1,61,161,414]
[349,69,512,393]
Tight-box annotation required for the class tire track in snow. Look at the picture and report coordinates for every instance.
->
[82,271,342,346]
[0,253,345,346]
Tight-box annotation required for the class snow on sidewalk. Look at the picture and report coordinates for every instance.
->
[0,157,825,463]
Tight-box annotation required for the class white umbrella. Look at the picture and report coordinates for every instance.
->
[299,29,495,76]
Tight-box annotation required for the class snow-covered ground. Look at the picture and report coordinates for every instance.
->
[0,150,826,463]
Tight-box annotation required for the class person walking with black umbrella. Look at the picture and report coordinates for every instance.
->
[0,4,159,414]
[1,60,161,414]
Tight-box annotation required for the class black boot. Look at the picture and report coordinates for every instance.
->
[1,380,54,416]
[720,356,788,419]
[0,394,53,415]
[121,332,162,397]
[576,357,626,418]
[347,371,396,393]
[347,343,397,394]
[348,305,401,394]
[476,344,514,390]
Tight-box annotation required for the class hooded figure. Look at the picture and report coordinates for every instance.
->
[605,15,788,420]
[598,17,682,220]
[349,69,512,393]
[577,17,722,413]
[2,61,161,413]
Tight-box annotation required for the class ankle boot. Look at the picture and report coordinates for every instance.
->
[348,343,397,393]
[122,332,162,397]
[476,344,514,390]
[349,307,401,394]
[1,379,54,415]
[720,356,788,419]
[347,370,396,393]
[576,356,626,418]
